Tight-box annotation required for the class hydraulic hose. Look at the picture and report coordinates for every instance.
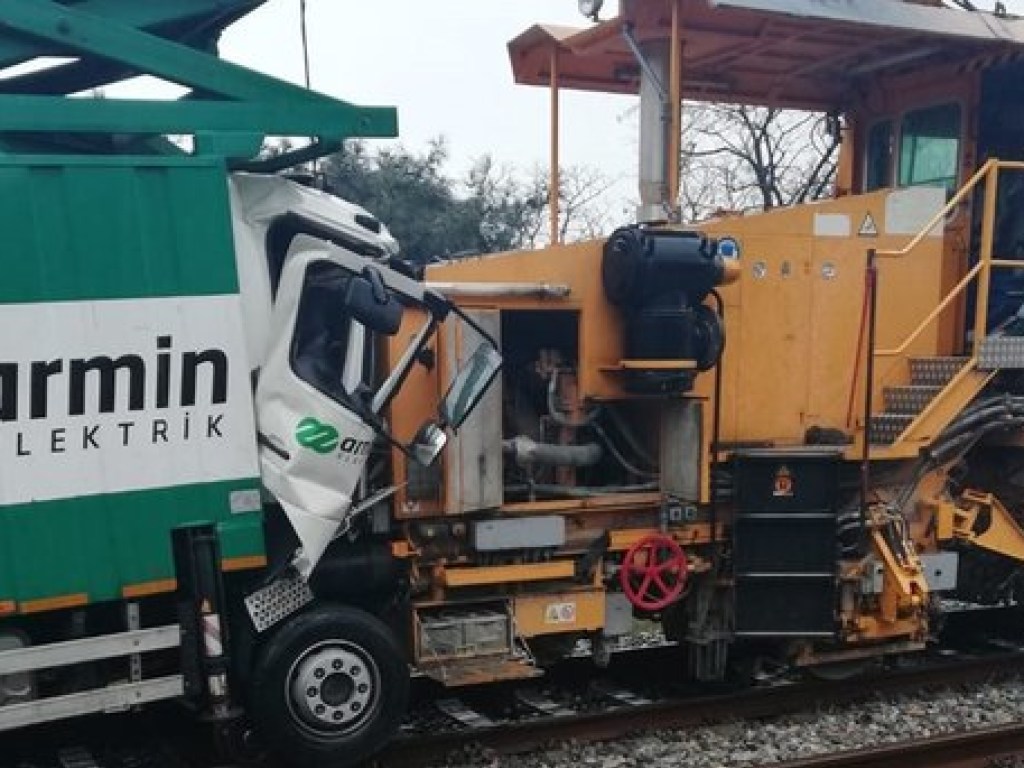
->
[592,422,658,479]
[547,369,600,427]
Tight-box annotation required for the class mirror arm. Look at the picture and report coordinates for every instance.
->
[422,288,451,320]
[370,316,438,414]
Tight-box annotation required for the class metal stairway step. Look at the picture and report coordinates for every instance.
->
[869,413,914,445]
[909,356,968,387]
[979,336,1024,370]
[882,385,943,415]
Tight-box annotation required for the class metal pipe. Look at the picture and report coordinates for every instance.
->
[547,369,600,426]
[623,22,671,222]
[667,0,682,213]
[503,436,602,467]
[505,482,658,499]
[973,165,1000,355]
[426,281,571,298]
[860,248,878,523]
[549,44,561,245]
[622,23,666,101]
[709,289,726,566]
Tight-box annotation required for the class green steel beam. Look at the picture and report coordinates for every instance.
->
[0,95,396,140]
[0,0,399,161]
[0,1,262,96]
[231,139,344,173]
[0,0,263,69]
[2,0,343,104]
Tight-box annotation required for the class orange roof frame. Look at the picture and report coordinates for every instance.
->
[507,0,1024,112]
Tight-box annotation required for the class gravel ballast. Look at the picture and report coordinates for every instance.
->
[426,676,1024,768]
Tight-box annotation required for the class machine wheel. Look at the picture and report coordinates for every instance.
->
[249,604,408,768]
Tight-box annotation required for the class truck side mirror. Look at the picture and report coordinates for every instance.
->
[343,269,403,335]
[440,342,502,429]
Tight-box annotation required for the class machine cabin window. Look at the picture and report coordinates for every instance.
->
[898,103,961,192]
[865,120,894,192]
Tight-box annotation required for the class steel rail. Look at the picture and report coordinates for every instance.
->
[771,723,1024,768]
[373,652,1024,768]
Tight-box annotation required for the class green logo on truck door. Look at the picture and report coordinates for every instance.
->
[295,417,340,454]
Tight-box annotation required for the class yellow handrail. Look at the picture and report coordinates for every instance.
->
[854,159,1024,448]
[875,159,993,259]
[874,261,982,357]
[876,159,1024,259]
[873,159,1024,365]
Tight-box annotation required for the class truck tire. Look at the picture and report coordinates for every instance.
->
[249,604,408,768]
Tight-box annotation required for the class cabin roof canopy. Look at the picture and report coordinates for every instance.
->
[508,0,1024,112]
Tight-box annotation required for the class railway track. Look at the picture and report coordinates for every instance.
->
[374,649,1024,768]
[769,723,1024,768]
[7,610,1024,768]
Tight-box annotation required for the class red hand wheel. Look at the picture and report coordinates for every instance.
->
[619,534,688,611]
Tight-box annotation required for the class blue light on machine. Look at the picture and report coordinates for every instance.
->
[718,237,740,260]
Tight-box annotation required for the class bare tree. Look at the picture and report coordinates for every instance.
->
[679,103,840,221]
[519,164,619,248]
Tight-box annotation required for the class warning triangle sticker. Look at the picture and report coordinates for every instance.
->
[858,212,878,237]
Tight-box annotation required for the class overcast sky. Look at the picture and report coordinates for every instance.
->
[217,0,638,198]
[212,0,1024,213]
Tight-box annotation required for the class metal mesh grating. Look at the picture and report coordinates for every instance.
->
[244,573,314,633]
[909,357,968,386]
[869,413,914,445]
[882,385,943,415]
[979,337,1024,370]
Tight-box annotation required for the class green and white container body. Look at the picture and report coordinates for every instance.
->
[0,156,265,612]
[0,158,406,613]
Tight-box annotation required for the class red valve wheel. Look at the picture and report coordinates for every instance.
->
[619,534,688,611]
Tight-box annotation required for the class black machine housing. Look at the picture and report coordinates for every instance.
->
[602,226,727,392]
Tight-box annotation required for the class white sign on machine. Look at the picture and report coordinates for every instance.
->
[0,295,259,506]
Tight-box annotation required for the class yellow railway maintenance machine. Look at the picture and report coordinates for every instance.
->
[386,0,1024,684]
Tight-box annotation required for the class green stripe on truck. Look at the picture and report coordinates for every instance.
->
[0,479,264,605]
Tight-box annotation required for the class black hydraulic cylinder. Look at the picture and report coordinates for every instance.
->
[172,522,235,720]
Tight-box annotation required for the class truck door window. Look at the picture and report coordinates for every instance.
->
[865,120,893,192]
[898,103,961,192]
[290,260,355,403]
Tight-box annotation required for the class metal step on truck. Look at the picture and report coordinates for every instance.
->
[0,2,500,767]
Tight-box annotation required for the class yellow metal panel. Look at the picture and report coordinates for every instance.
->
[608,524,725,551]
[698,188,947,446]
[423,242,629,401]
[501,491,661,516]
[386,307,446,519]
[514,590,605,637]
[441,560,576,588]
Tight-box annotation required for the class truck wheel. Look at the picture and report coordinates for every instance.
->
[249,604,408,768]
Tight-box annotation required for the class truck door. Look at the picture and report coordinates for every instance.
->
[255,246,381,578]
